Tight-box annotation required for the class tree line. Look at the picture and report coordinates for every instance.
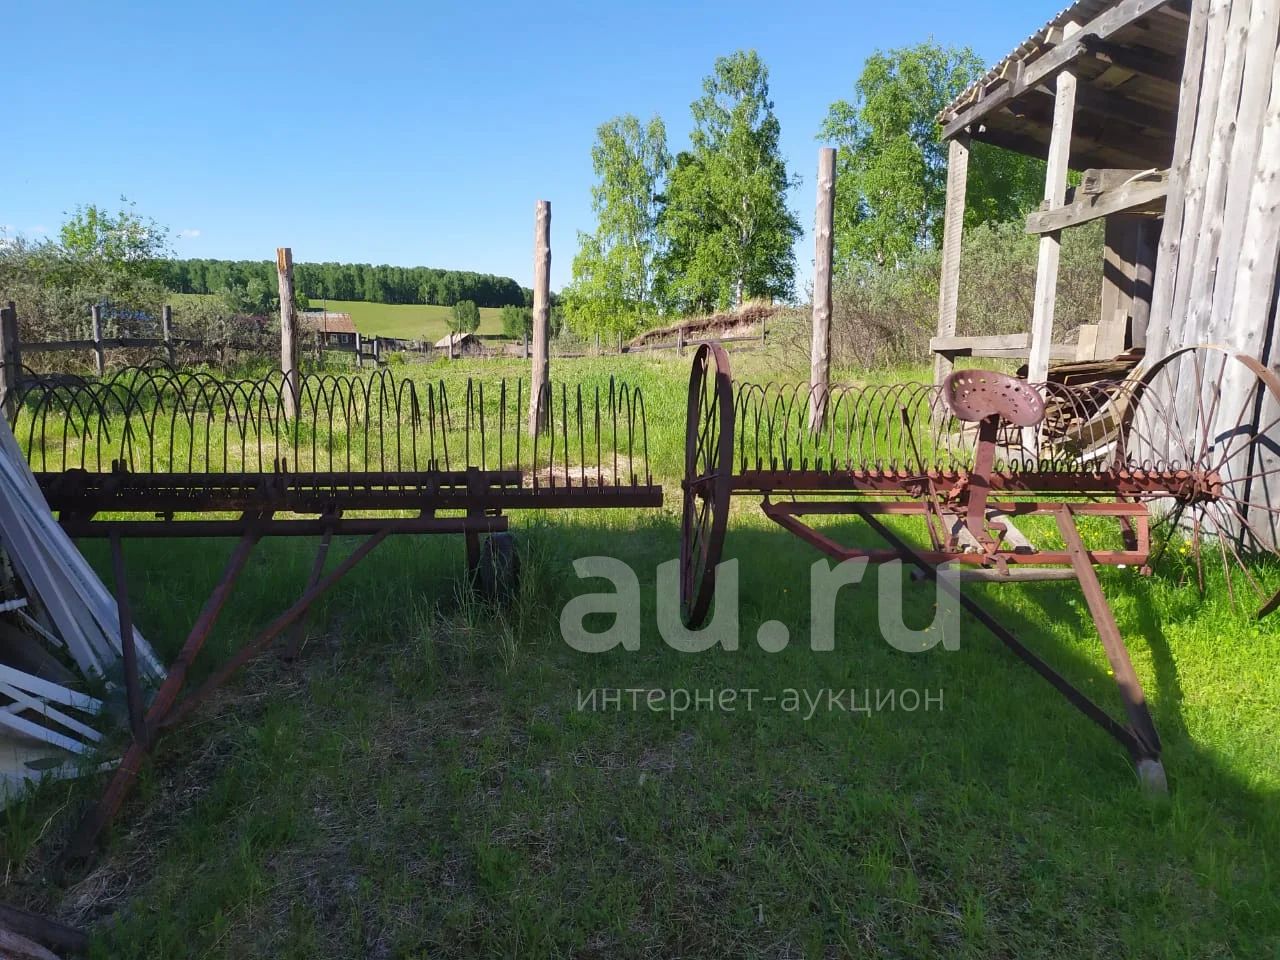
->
[161,259,531,310]
[565,42,1045,337]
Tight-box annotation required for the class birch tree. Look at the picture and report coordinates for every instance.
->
[565,114,670,336]
[659,50,800,313]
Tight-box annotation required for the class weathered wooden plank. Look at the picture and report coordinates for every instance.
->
[1209,0,1280,336]
[810,147,835,431]
[1025,171,1168,232]
[1099,216,1140,358]
[1165,0,1233,352]
[1082,36,1185,84]
[1183,0,1253,347]
[929,334,1076,361]
[934,135,969,385]
[1147,0,1213,359]
[1129,217,1160,349]
[1075,323,1101,360]
[1028,21,1081,386]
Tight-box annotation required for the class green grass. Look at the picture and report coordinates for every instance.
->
[2,351,1279,958]
[319,299,506,341]
[167,293,508,341]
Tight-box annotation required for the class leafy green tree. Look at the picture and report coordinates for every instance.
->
[565,115,670,337]
[57,197,170,297]
[818,41,1044,269]
[450,299,480,333]
[658,50,801,313]
[500,304,532,338]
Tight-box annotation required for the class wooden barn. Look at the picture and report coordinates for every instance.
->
[932,0,1280,549]
[300,311,357,347]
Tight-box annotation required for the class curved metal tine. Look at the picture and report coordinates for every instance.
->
[465,378,473,468]
[636,388,649,486]
[480,380,488,471]
[610,377,618,486]
[595,383,601,488]
[439,380,451,471]
[499,379,507,474]
[561,383,570,487]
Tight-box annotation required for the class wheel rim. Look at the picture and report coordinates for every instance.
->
[1120,344,1280,614]
[681,343,733,628]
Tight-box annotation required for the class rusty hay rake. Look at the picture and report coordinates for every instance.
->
[9,363,661,857]
[680,343,1280,790]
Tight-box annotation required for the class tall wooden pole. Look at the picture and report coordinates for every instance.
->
[90,305,105,376]
[276,247,299,421]
[933,134,970,385]
[161,304,176,367]
[529,200,551,436]
[1027,21,1080,385]
[0,301,19,420]
[810,147,836,432]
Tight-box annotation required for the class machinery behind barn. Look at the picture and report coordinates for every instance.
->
[930,0,1280,550]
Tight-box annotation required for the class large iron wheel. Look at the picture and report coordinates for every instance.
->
[681,343,734,628]
[1120,344,1280,616]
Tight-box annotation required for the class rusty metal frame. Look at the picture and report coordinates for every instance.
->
[673,343,1280,788]
[11,366,666,861]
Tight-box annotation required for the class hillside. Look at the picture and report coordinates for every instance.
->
[320,299,505,340]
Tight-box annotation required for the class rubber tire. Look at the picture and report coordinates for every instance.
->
[474,532,519,603]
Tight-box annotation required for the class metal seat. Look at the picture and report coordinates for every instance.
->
[943,369,1046,428]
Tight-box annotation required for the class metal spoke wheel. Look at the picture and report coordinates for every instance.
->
[681,343,734,628]
[1120,344,1280,616]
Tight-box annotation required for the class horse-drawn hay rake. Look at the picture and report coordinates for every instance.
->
[680,344,1280,790]
[11,364,661,855]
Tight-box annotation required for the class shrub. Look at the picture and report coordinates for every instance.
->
[826,218,1104,370]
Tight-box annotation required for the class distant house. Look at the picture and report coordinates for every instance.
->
[434,331,483,356]
[300,312,357,346]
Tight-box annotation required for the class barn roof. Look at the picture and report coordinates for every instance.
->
[300,312,356,335]
[938,0,1191,170]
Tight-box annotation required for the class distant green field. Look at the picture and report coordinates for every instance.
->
[318,299,506,341]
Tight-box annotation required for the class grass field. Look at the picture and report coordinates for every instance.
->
[319,299,506,341]
[3,352,1279,958]
[169,294,508,342]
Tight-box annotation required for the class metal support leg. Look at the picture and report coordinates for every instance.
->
[62,528,261,864]
[109,532,145,743]
[1054,506,1164,785]
[283,528,334,661]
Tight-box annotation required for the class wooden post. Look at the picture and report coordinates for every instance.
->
[522,331,529,359]
[1027,22,1081,385]
[934,134,970,385]
[1098,215,1139,359]
[595,331,601,356]
[1129,218,1159,349]
[761,314,767,345]
[617,331,623,354]
[676,325,684,356]
[354,331,363,368]
[529,200,551,436]
[276,247,298,420]
[90,305,105,376]
[161,304,175,366]
[810,146,836,432]
[372,336,382,366]
[0,301,19,420]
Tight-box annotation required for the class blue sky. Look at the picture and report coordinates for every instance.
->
[7,0,1027,292]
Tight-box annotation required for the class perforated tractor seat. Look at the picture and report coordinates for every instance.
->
[943,370,1046,428]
